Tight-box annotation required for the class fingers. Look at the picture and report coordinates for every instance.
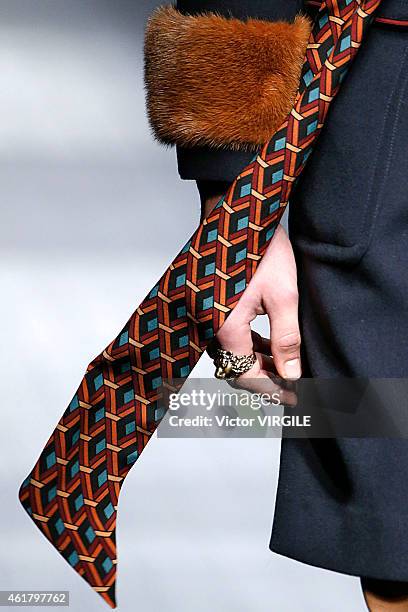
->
[213,221,302,384]
[215,316,297,404]
[265,289,302,381]
[206,331,270,364]
[229,367,297,407]
[215,298,255,356]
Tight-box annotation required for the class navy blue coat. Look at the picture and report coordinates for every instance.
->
[148,0,408,583]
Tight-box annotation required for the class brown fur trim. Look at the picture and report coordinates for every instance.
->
[144,6,312,151]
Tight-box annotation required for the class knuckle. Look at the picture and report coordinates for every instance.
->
[281,287,299,305]
[276,331,301,351]
[217,314,238,340]
[268,286,298,309]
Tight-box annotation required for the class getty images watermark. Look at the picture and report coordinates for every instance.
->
[157,378,408,438]
[157,378,311,438]
[167,388,310,429]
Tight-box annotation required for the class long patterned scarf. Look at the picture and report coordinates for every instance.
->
[18,0,383,607]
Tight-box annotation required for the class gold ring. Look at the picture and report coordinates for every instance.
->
[213,349,256,380]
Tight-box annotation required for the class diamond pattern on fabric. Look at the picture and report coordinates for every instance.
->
[18,1,384,608]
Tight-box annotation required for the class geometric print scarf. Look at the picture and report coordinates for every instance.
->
[18,0,383,607]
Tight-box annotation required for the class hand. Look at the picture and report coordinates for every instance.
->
[214,224,301,384]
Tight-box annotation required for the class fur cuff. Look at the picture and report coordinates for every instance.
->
[144,6,312,151]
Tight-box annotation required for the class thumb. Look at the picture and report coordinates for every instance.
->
[266,291,302,380]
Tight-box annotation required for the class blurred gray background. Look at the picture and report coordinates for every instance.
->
[0,1,365,610]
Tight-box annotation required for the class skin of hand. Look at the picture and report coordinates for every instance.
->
[200,190,408,611]
[197,186,301,399]
[215,222,302,383]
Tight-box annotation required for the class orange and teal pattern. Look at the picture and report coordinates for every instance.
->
[18,0,383,608]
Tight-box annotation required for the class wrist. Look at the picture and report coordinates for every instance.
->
[196,180,231,221]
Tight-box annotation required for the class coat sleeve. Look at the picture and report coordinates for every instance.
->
[144,0,312,182]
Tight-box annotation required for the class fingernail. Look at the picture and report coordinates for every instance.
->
[284,359,301,380]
